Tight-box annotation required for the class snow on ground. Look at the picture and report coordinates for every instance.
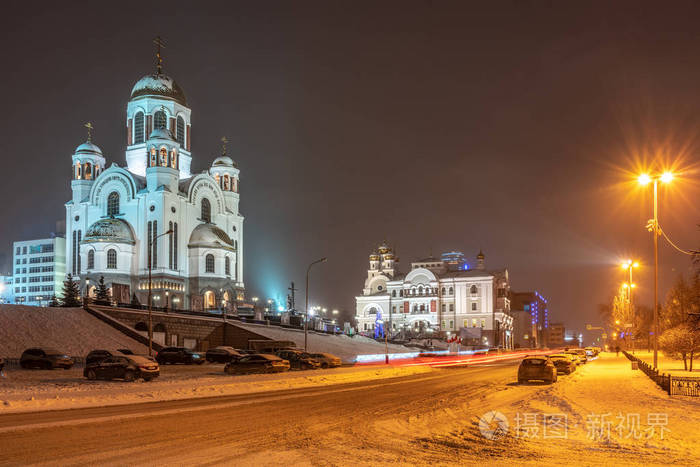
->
[485,353,700,464]
[631,350,700,377]
[0,305,148,358]
[0,363,432,414]
[233,321,412,362]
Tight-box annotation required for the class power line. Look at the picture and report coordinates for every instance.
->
[658,226,696,256]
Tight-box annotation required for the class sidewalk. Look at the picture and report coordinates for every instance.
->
[494,353,700,465]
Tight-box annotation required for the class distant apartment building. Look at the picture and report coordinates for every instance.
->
[547,322,565,348]
[511,308,536,348]
[511,291,549,348]
[12,237,66,306]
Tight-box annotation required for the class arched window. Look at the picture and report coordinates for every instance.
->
[154,110,167,129]
[150,148,157,167]
[449,287,454,295]
[470,285,478,295]
[418,286,423,295]
[176,116,185,146]
[84,162,92,180]
[223,174,230,191]
[107,249,117,269]
[392,290,396,297]
[201,198,211,223]
[420,304,425,312]
[441,287,446,295]
[159,147,167,166]
[205,254,215,273]
[87,250,94,269]
[107,192,120,216]
[170,150,177,168]
[134,112,145,144]
[225,256,230,276]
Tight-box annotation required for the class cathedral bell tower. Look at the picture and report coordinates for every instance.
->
[209,137,241,215]
[71,123,105,203]
[145,127,180,193]
[125,37,192,178]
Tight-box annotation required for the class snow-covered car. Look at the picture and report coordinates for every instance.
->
[275,350,321,370]
[20,348,74,370]
[308,353,342,369]
[206,346,243,363]
[564,349,588,364]
[224,354,290,374]
[518,356,557,384]
[548,354,576,374]
[84,355,159,382]
[86,349,125,366]
[156,347,205,365]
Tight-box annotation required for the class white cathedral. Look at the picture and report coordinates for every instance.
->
[65,55,244,311]
[355,243,514,349]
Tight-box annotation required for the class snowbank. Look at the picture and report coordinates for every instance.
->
[232,321,411,362]
[0,305,148,358]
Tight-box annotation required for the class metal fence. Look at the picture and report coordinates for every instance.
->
[623,351,700,397]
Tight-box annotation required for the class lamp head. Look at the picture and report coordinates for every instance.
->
[660,172,674,183]
[638,173,651,185]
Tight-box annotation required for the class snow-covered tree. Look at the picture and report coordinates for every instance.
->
[95,276,110,305]
[659,324,700,371]
[60,273,81,307]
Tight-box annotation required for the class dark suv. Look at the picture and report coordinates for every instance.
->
[84,355,160,381]
[275,350,321,370]
[156,347,205,365]
[20,348,74,370]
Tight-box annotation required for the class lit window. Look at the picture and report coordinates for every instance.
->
[107,249,117,269]
[205,254,215,273]
[160,147,167,166]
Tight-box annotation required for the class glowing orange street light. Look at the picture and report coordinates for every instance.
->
[637,171,673,368]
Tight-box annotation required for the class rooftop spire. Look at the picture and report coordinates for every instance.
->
[153,36,166,74]
[84,122,93,142]
[221,136,228,155]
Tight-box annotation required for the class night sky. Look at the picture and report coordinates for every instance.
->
[1,1,698,337]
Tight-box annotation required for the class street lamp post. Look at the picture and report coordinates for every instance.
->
[305,257,327,352]
[621,259,639,354]
[638,171,672,369]
[148,228,173,356]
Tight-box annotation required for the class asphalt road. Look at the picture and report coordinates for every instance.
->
[0,360,530,466]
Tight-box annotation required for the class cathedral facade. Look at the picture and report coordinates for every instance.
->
[355,243,513,349]
[65,60,244,311]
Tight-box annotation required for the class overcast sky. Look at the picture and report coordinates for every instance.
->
[1,1,698,335]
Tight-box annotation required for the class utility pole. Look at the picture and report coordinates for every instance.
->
[305,258,327,352]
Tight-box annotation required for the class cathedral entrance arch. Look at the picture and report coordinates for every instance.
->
[203,290,215,309]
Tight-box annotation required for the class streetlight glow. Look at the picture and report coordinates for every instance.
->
[638,173,651,185]
[660,171,674,183]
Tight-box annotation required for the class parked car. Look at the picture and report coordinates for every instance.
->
[518,356,557,384]
[565,349,588,364]
[206,346,242,363]
[84,355,160,381]
[275,349,321,370]
[156,347,205,365]
[20,348,74,370]
[548,353,576,374]
[308,352,342,369]
[224,354,290,374]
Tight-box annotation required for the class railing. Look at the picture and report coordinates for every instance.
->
[622,351,700,396]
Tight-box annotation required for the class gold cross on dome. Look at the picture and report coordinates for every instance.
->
[221,136,229,155]
[84,122,93,142]
[153,36,166,74]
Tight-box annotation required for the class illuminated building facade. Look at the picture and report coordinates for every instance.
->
[511,291,549,348]
[64,51,244,310]
[355,243,513,348]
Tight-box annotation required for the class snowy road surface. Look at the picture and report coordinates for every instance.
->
[1,355,698,466]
